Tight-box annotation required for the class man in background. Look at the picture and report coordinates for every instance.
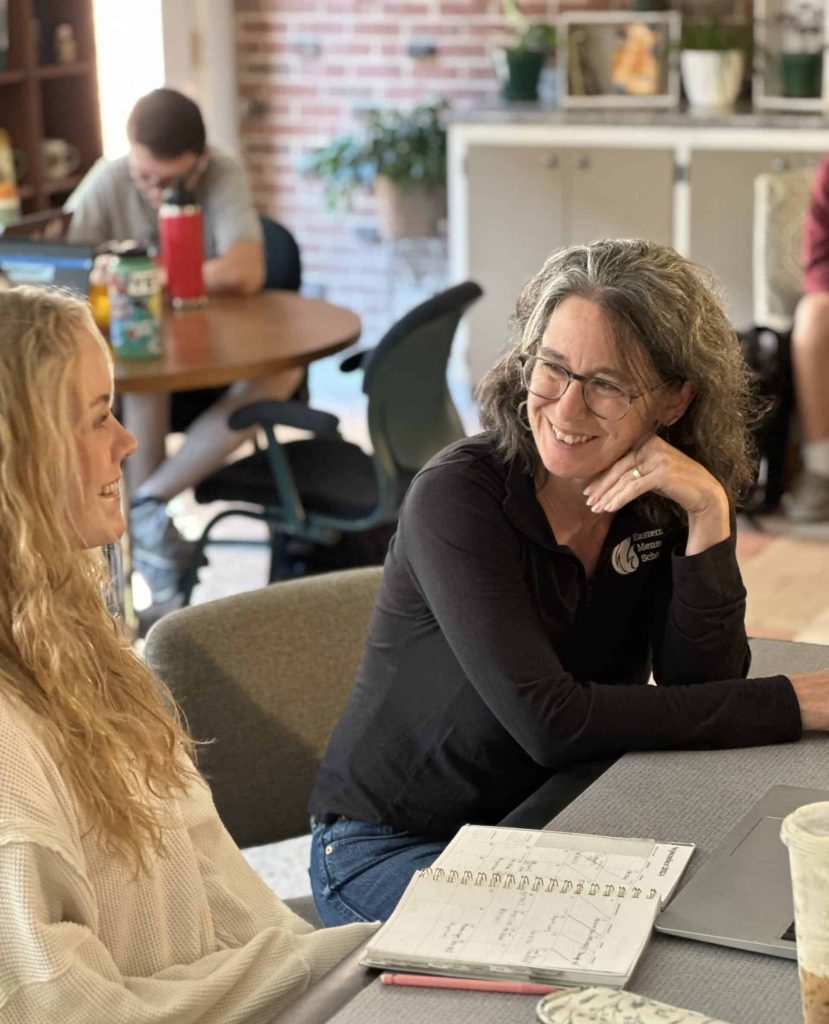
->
[66,88,303,602]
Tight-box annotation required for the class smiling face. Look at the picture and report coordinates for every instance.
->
[527,296,687,491]
[69,332,137,549]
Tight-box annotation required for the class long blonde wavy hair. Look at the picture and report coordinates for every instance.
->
[0,285,194,872]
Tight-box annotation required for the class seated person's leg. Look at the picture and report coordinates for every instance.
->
[785,292,829,521]
[133,368,305,501]
[309,818,447,926]
[122,391,170,493]
[121,391,199,604]
[124,370,303,603]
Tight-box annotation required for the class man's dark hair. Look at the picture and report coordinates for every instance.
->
[126,88,206,159]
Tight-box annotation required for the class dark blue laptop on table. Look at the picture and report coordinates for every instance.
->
[0,237,94,296]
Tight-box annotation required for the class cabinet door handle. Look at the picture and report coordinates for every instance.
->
[574,154,591,170]
[772,158,790,172]
[543,154,559,169]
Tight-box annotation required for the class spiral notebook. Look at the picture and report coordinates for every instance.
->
[362,824,694,988]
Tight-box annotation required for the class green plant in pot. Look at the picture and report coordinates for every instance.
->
[775,3,824,98]
[679,15,751,115]
[494,0,557,102]
[299,99,449,240]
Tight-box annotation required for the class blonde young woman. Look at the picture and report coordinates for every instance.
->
[0,286,375,1022]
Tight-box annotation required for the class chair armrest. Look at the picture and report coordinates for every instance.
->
[0,208,71,239]
[339,349,373,373]
[228,400,341,437]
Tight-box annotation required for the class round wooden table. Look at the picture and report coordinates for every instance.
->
[114,290,361,393]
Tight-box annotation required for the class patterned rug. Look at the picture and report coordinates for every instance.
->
[737,515,829,643]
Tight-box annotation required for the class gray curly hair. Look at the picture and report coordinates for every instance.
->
[477,238,760,523]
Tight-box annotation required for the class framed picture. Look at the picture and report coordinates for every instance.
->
[753,0,828,112]
[558,11,681,109]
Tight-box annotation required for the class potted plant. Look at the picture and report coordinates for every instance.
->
[776,2,824,98]
[679,15,751,114]
[299,100,449,240]
[493,0,557,102]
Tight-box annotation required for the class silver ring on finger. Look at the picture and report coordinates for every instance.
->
[631,466,642,480]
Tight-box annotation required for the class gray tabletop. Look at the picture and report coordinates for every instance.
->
[326,638,829,1024]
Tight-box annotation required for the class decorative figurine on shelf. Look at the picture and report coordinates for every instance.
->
[611,22,662,96]
[54,22,78,64]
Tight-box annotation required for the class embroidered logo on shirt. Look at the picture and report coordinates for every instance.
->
[611,529,664,575]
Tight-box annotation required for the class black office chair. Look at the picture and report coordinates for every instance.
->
[180,280,483,603]
[260,214,302,291]
[170,214,303,431]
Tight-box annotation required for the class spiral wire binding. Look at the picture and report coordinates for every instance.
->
[419,865,657,900]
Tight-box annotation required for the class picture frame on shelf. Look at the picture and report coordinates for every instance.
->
[558,11,681,110]
[754,0,829,111]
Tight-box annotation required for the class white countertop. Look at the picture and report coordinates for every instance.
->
[450,102,829,131]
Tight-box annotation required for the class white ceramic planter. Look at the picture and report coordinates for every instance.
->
[680,49,745,115]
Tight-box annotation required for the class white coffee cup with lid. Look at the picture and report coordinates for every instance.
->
[781,802,829,1024]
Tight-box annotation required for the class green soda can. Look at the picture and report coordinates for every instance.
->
[106,244,163,359]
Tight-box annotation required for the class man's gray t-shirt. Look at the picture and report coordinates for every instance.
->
[65,150,263,259]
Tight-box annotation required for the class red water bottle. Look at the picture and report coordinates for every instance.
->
[159,181,207,308]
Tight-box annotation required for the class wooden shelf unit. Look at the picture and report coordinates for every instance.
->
[0,0,101,214]
[36,59,92,80]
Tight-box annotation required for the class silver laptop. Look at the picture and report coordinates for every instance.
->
[656,784,829,959]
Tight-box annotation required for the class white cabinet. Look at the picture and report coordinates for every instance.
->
[463,143,673,385]
[466,146,562,386]
[688,149,822,327]
[449,116,829,387]
[569,148,674,245]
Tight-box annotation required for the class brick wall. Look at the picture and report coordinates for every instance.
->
[234,0,572,347]
[234,0,743,356]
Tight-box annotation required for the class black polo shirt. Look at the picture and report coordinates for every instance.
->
[310,434,801,839]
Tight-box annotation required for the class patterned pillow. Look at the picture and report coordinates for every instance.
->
[753,166,815,332]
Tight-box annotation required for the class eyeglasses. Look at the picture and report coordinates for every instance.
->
[129,154,206,194]
[522,356,666,422]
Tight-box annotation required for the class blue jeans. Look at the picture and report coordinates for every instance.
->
[309,817,447,925]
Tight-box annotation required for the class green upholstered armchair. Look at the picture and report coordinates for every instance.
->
[143,566,384,923]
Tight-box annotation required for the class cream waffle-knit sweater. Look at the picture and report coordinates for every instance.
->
[0,691,377,1022]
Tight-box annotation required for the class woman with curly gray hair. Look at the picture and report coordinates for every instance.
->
[309,238,829,928]
[479,238,756,527]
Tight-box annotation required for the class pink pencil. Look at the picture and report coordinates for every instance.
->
[380,972,560,994]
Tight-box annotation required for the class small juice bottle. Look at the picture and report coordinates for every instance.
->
[106,244,163,359]
[89,252,113,331]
